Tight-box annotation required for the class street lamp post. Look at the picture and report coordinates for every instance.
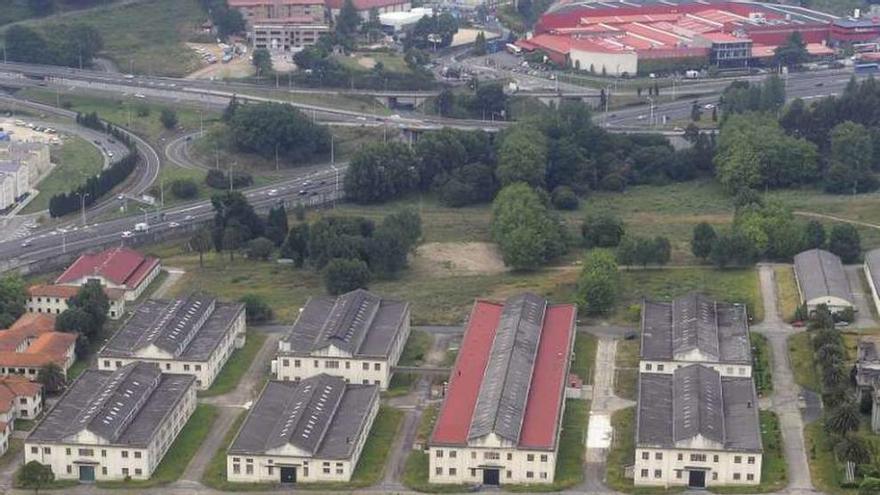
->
[330,164,339,207]
[79,192,90,226]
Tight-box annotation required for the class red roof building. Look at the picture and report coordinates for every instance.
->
[27,284,127,320]
[428,294,576,486]
[55,247,161,302]
[0,314,76,379]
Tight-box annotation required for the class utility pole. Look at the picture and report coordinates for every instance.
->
[330,134,335,165]
[275,143,279,172]
[79,192,89,226]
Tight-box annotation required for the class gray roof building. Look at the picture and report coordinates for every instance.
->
[28,362,195,446]
[641,293,751,365]
[793,249,853,307]
[100,296,245,361]
[636,364,761,452]
[229,374,378,459]
[281,289,409,358]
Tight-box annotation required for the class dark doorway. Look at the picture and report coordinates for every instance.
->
[688,470,706,488]
[280,466,296,483]
[78,465,95,482]
[483,468,500,486]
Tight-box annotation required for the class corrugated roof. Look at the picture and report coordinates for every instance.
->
[793,249,852,305]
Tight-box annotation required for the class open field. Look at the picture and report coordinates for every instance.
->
[615,339,640,401]
[334,52,413,74]
[23,0,206,77]
[20,136,103,214]
[788,332,820,393]
[573,332,598,384]
[96,404,218,488]
[198,332,268,398]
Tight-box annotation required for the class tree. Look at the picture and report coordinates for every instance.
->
[190,228,213,268]
[691,222,717,260]
[491,183,568,270]
[281,223,310,267]
[170,178,198,199]
[335,0,362,47]
[211,192,264,251]
[709,229,757,268]
[836,436,871,464]
[367,227,410,277]
[17,461,54,494]
[617,236,671,267]
[223,225,243,261]
[59,280,108,351]
[496,125,547,188]
[829,224,861,263]
[577,249,619,315]
[324,258,371,295]
[472,83,507,119]
[826,121,877,194]
[246,237,275,260]
[550,186,579,210]
[252,48,273,76]
[691,101,702,122]
[380,210,422,249]
[473,31,487,56]
[774,31,808,68]
[803,220,826,249]
[265,204,289,246]
[0,276,27,329]
[159,108,178,130]
[4,26,49,65]
[239,294,273,323]
[435,88,455,117]
[344,142,419,203]
[859,477,880,495]
[228,102,330,163]
[581,214,625,248]
[37,364,65,395]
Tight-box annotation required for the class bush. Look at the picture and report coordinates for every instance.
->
[205,169,253,190]
[245,237,274,260]
[239,294,273,323]
[170,179,198,199]
[551,186,579,210]
[323,258,371,295]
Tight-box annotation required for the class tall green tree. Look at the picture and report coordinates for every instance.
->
[344,142,419,203]
[324,258,370,295]
[17,460,54,494]
[473,31,487,56]
[335,0,362,47]
[266,204,289,246]
[825,402,861,436]
[490,183,567,270]
[228,102,330,163]
[211,191,264,251]
[281,223,310,267]
[691,222,717,260]
[496,125,547,188]
[160,108,178,130]
[581,214,625,248]
[37,364,65,395]
[774,31,808,68]
[829,224,861,263]
[826,121,876,194]
[0,276,27,329]
[190,227,213,268]
[252,48,273,75]
[803,220,826,249]
[577,249,619,315]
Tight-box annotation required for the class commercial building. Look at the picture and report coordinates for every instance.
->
[53,247,161,303]
[229,0,329,51]
[635,364,763,488]
[97,296,246,390]
[0,173,14,210]
[0,314,76,379]
[428,293,576,486]
[864,249,880,317]
[640,293,752,378]
[325,0,411,21]
[27,284,127,319]
[793,248,854,314]
[274,289,410,391]
[226,374,379,483]
[0,141,51,185]
[379,7,432,33]
[0,160,29,199]
[25,362,197,482]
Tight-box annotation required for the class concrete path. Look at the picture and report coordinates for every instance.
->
[150,267,185,299]
[752,264,815,492]
[177,405,241,484]
[845,265,877,329]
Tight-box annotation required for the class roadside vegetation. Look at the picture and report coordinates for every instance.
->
[572,332,598,384]
[775,266,800,322]
[751,333,773,395]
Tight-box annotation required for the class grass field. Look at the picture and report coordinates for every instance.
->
[386,330,433,397]
[26,0,206,77]
[199,332,268,398]
[334,52,413,74]
[710,411,787,494]
[96,404,218,488]
[615,339,640,401]
[788,332,820,392]
[775,266,800,322]
[751,333,773,395]
[572,332,598,384]
[20,136,103,214]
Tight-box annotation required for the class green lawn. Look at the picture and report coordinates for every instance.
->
[775,266,801,322]
[572,331,598,384]
[20,136,103,214]
[333,52,413,74]
[789,332,820,392]
[385,372,417,397]
[198,332,268,398]
[25,0,206,77]
[96,404,218,488]
[710,411,787,494]
[751,333,773,395]
[615,339,640,401]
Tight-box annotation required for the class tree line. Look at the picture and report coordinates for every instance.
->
[49,113,138,218]
[3,24,102,67]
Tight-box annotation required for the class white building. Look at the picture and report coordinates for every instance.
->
[25,362,196,482]
[793,249,854,314]
[325,0,411,21]
[53,247,162,303]
[640,293,752,378]
[379,8,432,33]
[429,293,577,486]
[635,364,763,488]
[0,173,15,210]
[27,284,127,320]
[0,160,28,199]
[0,141,51,185]
[274,289,410,391]
[225,374,379,484]
[97,296,246,390]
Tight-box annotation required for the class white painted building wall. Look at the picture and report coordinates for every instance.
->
[428,445,557,484]
[24,384,196,481]
[0,174,14,210]
[27,294,125,319]
[864,262,880,317]
[634,447,762,487]
[639,360,752,378]
[569,48,638,76]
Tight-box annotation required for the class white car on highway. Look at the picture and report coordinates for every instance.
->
[121,231,134,238]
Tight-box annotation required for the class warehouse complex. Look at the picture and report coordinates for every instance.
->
[274,289,410,391]
[518,0,867,74]
[428,293,576,486]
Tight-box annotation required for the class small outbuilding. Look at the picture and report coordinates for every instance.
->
[793,249,854,314]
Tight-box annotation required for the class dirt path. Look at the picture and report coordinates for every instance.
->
[794,210,880,230]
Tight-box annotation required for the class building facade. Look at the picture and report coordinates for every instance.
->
[0,141,51,185]
[635,365,763,488]
[226,374,379,483]
[274,289,410,391]
[54,247,161,303]
[97,296,246,390]
[794,249,854,314]
[429,293,577,486]
[27,285,126,319]
[229,0,329,51]
[325,0,411,21]
[25,363,196,482]
[0,161,29,199]
[0,314,76,378]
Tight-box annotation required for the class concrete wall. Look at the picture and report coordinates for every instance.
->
[27,294,125,319]
[428,446,557,484]
[639,360,752,378]
[570,49,638,76]
[634,447,762,487]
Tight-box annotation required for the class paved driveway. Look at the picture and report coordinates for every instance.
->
[845,265,877,328]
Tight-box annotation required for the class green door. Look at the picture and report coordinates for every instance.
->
[78,465,95,482]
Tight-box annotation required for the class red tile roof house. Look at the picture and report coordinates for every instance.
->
[0,376,42,456]
[0,314,77,379]
[428,293,576,486]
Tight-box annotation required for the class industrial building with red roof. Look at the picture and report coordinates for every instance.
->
[428,293,576,486]
[54,247,161,301]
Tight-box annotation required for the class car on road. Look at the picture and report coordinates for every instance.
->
[107,151,114,158]
[134,93,146,99]
[184,215,193,221]
[169,222,180,228]
[268,189,278,196]
[637,115,646,120]
[121,231,134,238]
[298,190,307,195]
[20,240,32,248]
[117,194,125,200]
[704,103,715,109]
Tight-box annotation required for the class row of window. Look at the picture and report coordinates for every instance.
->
[640,452,756,464]
[435,450,548,462]
[281,359,381,371]
[65,465,143,477]
[434,467,548,480]
[643,363,748,376]
[639,469,755,481]
[103,360,203,372]
[30,446,143,459]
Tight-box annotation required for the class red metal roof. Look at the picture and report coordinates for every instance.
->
[430,299,576,450]
[28,284,125,300]
[55,247,159,291]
